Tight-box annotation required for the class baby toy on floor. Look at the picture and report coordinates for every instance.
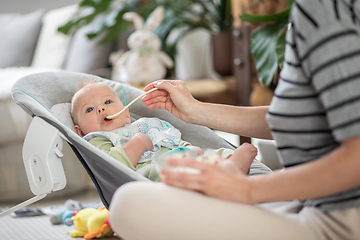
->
[49,199,83,225]
[67,206,113,239]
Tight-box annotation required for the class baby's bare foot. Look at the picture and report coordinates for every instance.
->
[229,143,257,174]
[187,146,204,156]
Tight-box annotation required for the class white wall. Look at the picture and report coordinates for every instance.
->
[0,0,79,13]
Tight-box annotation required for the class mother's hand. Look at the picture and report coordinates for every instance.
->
[160,158,253,204]
[142,80,199,123]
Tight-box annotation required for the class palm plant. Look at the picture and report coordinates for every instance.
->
[205,0,232,33]
[58,0,155,43]
[239,1,294,85]
[153,0,214,61]
[58,0,232,61]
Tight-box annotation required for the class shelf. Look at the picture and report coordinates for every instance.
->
[184,78,228,98]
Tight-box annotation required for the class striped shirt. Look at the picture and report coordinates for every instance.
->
[266,0,360,211]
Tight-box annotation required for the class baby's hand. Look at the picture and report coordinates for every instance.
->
[134,133,153,152]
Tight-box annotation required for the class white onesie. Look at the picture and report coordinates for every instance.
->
[83,117,181,163]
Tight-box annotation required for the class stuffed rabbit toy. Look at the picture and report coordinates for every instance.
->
[115,6,173,84]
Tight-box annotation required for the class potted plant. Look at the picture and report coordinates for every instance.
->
[58,0,233,80]
[151,0,214,79]
[153,0,232,74]
[239,1,294,85]
[209,0,233,76]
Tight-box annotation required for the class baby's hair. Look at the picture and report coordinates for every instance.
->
[71,78,120,104]
[74,78,100,97]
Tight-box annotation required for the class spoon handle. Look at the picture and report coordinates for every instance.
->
[106,88,158,120]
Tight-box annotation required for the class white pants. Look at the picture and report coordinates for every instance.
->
[109,182,360,240]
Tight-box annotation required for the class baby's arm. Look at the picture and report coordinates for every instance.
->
[89,137,136,169]
[123,133,153,167]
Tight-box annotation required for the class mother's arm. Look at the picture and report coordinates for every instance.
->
[191,103,272,140]
[143,80,272,140]
[161,135,360,204]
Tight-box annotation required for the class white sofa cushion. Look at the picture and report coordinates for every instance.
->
[0,100,31,144]
[64,14,114,73]
[0,67,60,144]
[31,5,78,69]
[0,10,44,68]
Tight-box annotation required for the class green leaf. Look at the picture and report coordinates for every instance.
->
[286,0,296,7]
[57,12,96,35]
[250,18,289,85]
[276,33,286,69]
[97,0,114,11]
[154,13,177,39]
[98,20,130,43]
[239,7,291,23]
[240,5,292,85]
[58,0,140,40]
[79,0,97,8]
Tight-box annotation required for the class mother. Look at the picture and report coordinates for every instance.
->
[109,0,360,239]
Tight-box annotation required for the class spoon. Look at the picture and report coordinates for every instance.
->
[106,88,158,120]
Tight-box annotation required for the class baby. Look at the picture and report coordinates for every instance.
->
[71,81,257,181]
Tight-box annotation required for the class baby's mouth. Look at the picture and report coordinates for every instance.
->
[104,116,111,122]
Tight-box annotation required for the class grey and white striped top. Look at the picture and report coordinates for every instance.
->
[267,0,360,211]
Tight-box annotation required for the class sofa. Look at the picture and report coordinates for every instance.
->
[0,5,121,202]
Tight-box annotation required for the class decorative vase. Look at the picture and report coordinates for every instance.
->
[212,31,233,76]
[175,28,215,80]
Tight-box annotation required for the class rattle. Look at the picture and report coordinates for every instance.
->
[106,88,158,120]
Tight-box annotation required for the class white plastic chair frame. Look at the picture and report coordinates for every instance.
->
[0,117,67,217]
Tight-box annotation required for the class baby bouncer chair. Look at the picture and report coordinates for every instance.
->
[0,71,271,216]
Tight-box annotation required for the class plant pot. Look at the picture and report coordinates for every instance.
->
[212,31,233,76]
[175,28,215,80]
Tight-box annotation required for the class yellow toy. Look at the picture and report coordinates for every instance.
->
[69,206,113,239]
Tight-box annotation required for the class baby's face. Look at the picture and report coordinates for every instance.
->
[72,82,131,137]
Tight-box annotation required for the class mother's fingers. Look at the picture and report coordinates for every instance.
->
[160,170,206,191]
[143,80,178,92]
[165,158,212,172]
[142,89,168,102]
[143,80,163,92]
[159,158,253,203]
[142,88,170,110]
[159,159,221,192]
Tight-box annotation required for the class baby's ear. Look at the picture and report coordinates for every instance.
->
[126,108,131,124]
[74,125,85,137]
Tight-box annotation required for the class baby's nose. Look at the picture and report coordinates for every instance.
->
[97,106,106,114]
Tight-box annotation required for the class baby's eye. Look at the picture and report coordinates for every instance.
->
[105,100,112,104]
[86,107,93,113]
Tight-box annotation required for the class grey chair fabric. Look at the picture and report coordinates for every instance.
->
[11,71,271,208]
